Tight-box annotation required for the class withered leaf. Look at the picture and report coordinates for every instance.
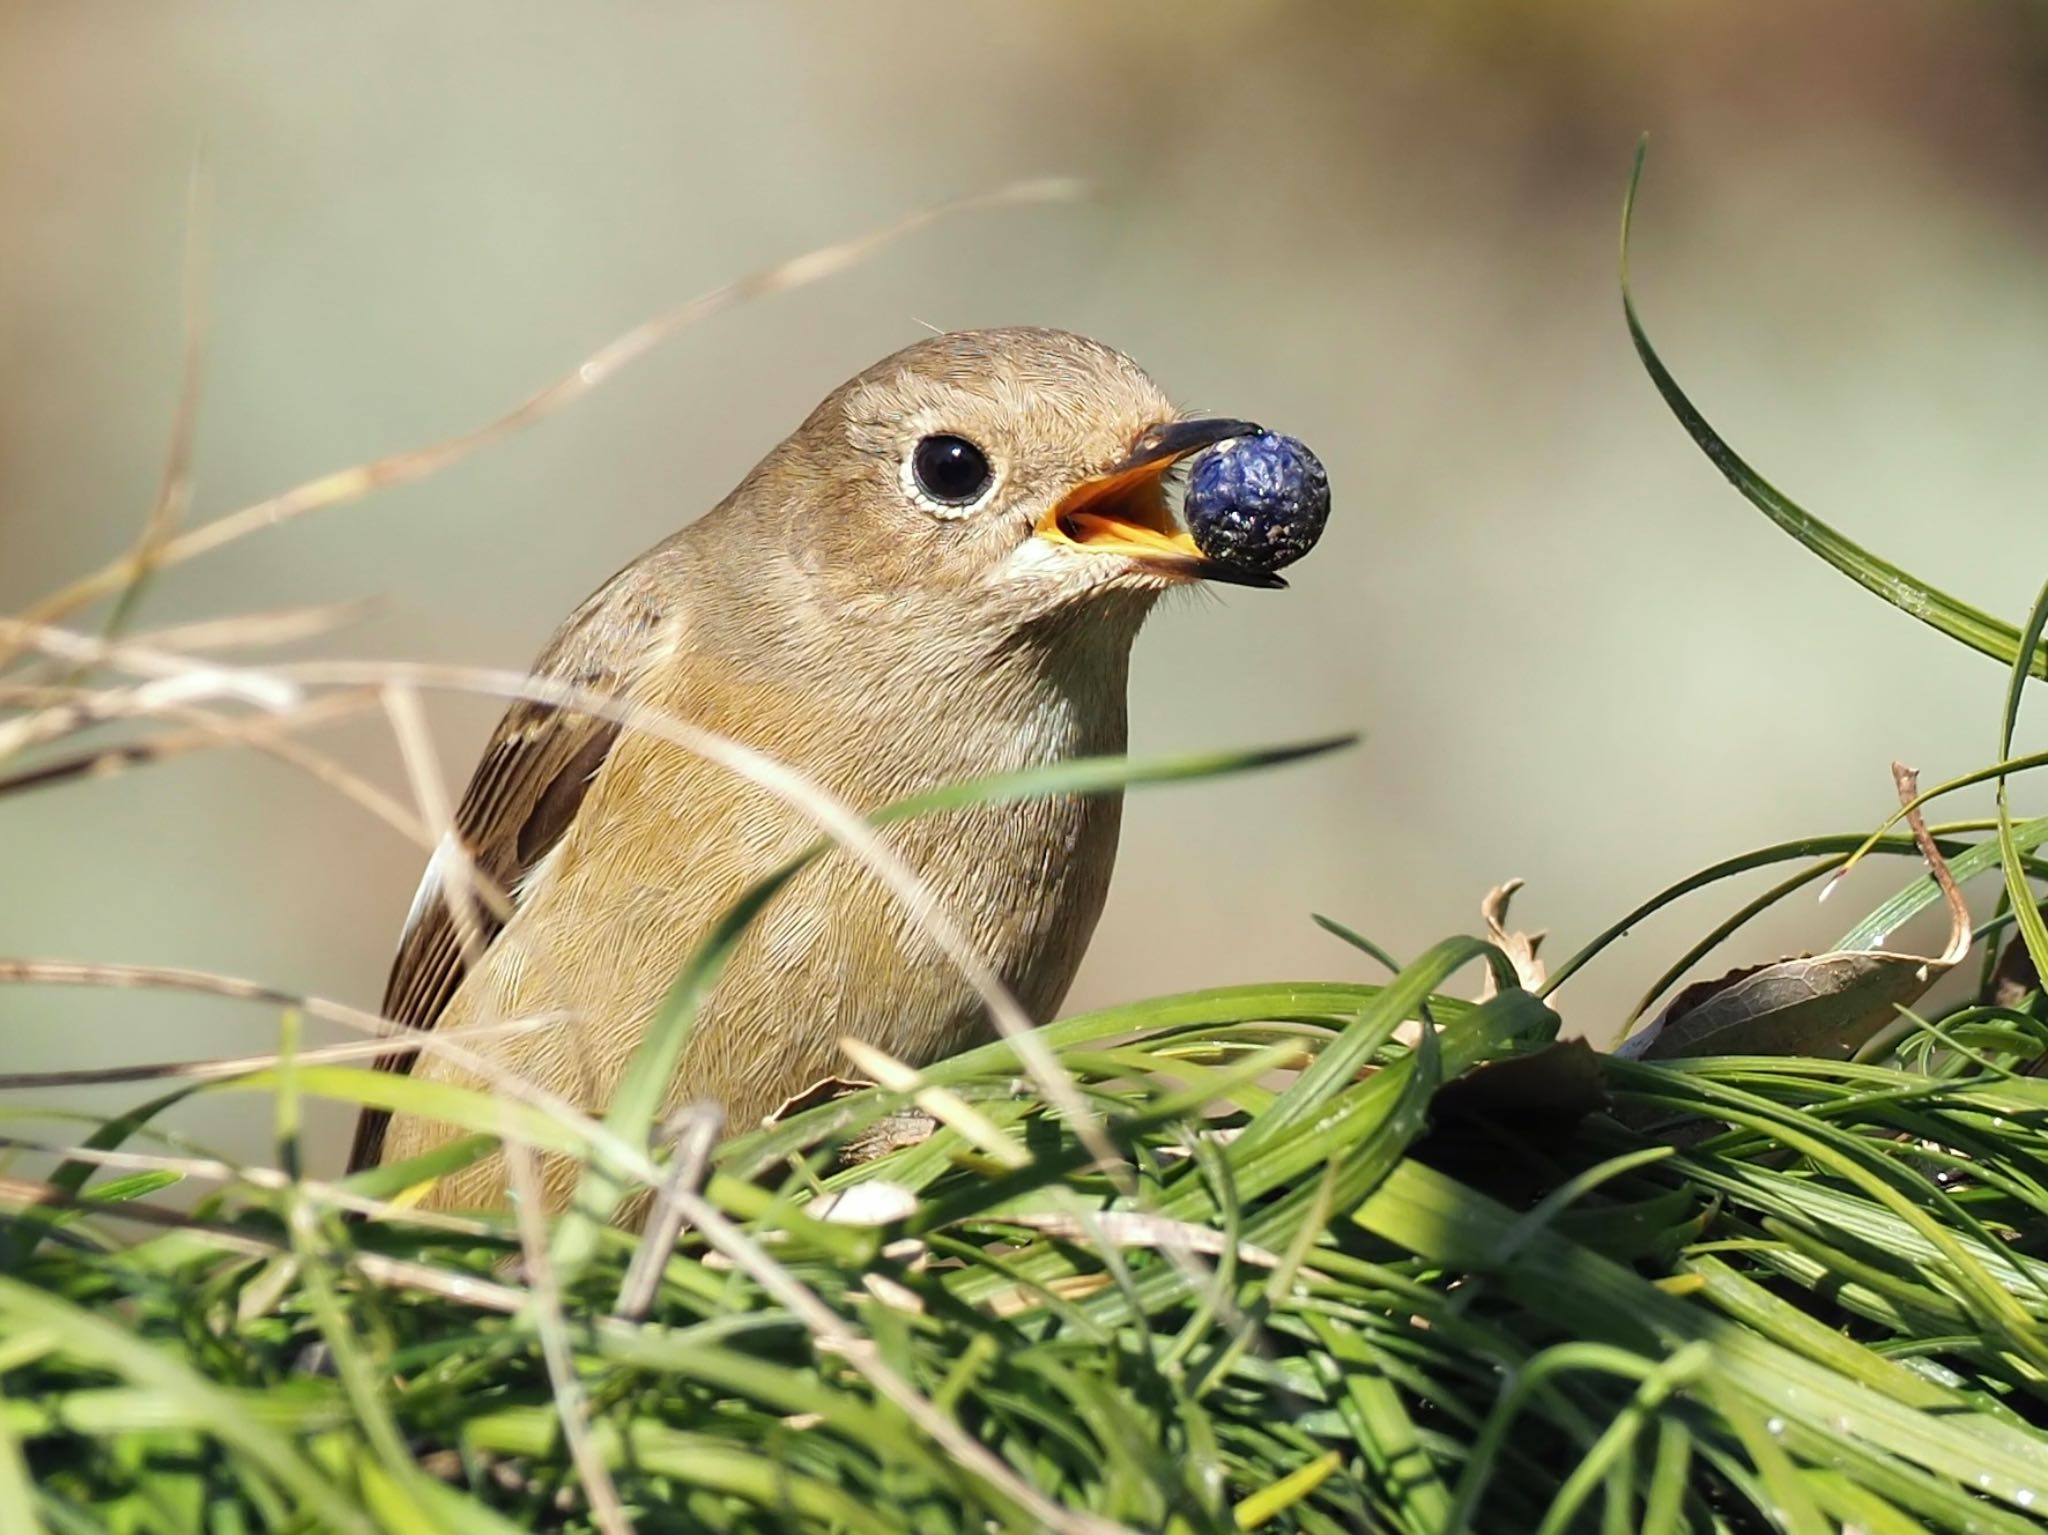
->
[768,1074,873,1122]
[1476,878,1548,1000]
[1616,763,1971,1063]
[1614,949,1950,1061]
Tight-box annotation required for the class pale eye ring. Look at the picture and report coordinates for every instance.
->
[908,433,994,512]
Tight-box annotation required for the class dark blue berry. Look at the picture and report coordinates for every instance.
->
[1183,432,1330,576]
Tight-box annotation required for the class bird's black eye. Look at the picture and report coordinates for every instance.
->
[910,434,993,507]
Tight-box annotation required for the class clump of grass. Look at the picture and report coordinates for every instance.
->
[4,959,2048,1534]
[5,150,2048,1533]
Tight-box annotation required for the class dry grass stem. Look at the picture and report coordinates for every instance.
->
[504,1133,636,1535]
[0,177,1081,662]
[0,1011,559,1090]
[614,1101,723,1322]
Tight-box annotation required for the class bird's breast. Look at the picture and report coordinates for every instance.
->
[475,651,1129,1129]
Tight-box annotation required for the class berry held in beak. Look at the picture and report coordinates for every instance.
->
[1183,431,1331,577]
[1033,417,1291,588]
[1034,419,1331,587]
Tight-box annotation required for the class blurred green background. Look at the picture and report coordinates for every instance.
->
[7,2,2048,1171]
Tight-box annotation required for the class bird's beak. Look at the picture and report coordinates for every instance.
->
[1032,417,1286,589]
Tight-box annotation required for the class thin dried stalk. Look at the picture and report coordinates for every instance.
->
[0,617,307,688]
[505,1135,636,1535]
[176,697,437,851]
[0,1173,529,1312]
[0,691,378,803]
[131,599,379,655]
[1,178,1080,662]
[0,1137,495,1236]
[0,1175,276,1257]
[353,1251,526,1314]
[0,959,657,1187]
[96,153,209,646]
[0,1011,557,1090]
[614,1102,722,1322]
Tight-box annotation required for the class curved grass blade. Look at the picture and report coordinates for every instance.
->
[1994,577,2048,1005]
[337,1133,498,1201]
[1621,768,1971,1051]
[1838,814,2048,952]
[1312,913,1404,976]
[1620,137,2045,680]
[1543,827,2016,1008]
[1238,934,1515,1154]
[1829,748,2048,891]
[1620,858,1858,1035]
[873,733,1357,827]
[0,1084,197,1270]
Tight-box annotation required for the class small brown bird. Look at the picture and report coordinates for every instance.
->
[350,327,1274,1209]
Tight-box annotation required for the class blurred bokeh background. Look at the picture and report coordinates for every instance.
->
[8,2,2048,1171]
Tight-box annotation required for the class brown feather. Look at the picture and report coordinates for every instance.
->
[345,567,664,1171]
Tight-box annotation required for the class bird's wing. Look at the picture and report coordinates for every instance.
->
[346,566,672,1173]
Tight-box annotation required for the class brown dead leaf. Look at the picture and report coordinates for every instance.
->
[769,1075,873,1122]
[1435,1037,1607,1122]
[843,1110,942,1165]
[1415,1039,1610,1197]
[1615,950,1953,1061]
[1984,924,2042,1012]
[1476,879,1548,1000]
[1616,763,1970,1062]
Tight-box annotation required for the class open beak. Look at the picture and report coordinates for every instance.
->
[1032,417,1285,589]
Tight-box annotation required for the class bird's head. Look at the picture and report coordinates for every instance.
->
[720,328,1274,656]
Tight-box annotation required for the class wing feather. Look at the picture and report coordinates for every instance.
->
[345,567,671,1172]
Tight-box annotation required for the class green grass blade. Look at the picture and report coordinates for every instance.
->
[1239,934,1512,1153]
[0,1085,197,1270]
[0,1276,375,1535]
[1994,578,2048,1005]
[1545,830,1994,1003]
[872,734,1356,826]
[1621,138,2045,681]
[1359,1159,2048,1524]
[1838,814,2048,951]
